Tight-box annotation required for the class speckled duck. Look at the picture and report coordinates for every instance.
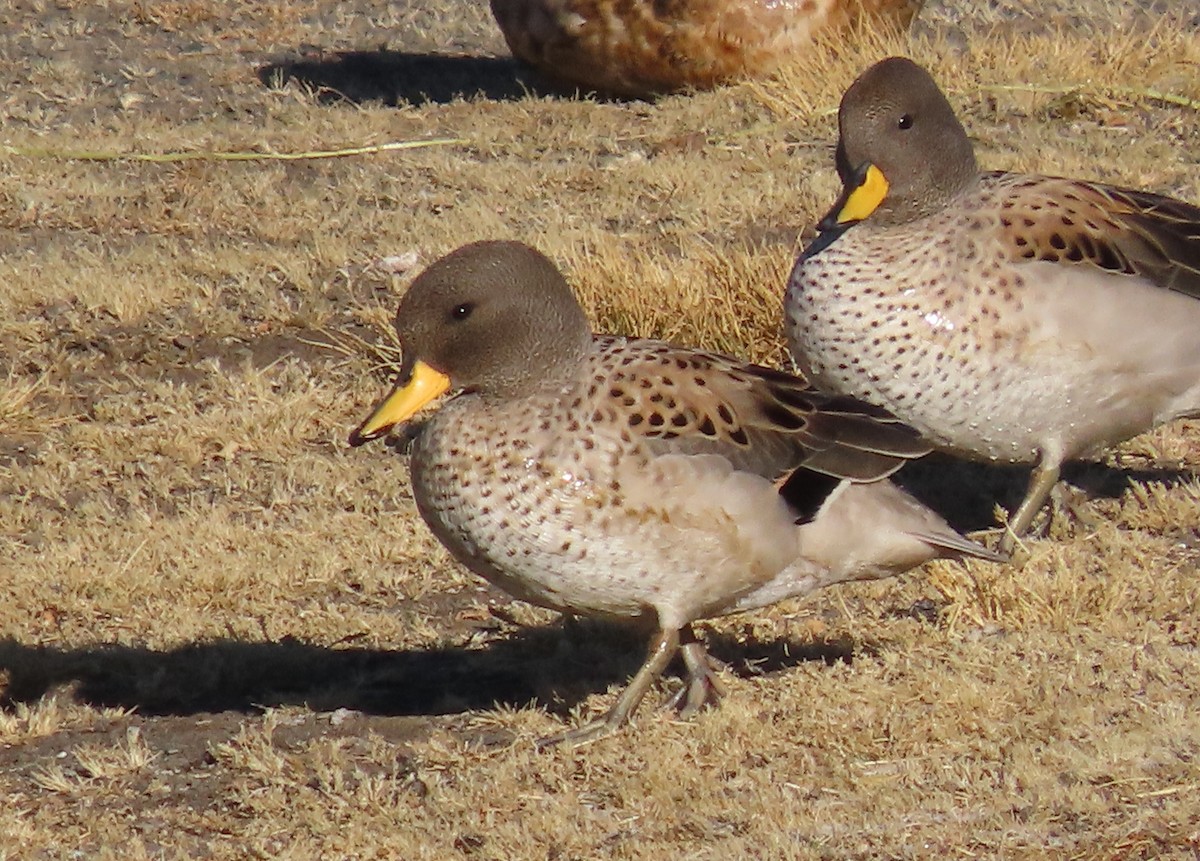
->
[351,239,999,745]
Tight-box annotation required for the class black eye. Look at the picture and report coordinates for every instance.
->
[450,302,474,321]
[898,114,914,130]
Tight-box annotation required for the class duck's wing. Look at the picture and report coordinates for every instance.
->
[989,172,1200,299]
[589,336,930,483]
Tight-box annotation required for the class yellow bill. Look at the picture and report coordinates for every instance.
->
[819,163,890,229]
[348,360,451,446]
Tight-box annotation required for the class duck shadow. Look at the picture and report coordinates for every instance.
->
[0,622,856,720]
[892,452,1198,535]
[257,49,616,106]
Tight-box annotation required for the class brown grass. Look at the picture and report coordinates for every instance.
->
[2,0,1200,857]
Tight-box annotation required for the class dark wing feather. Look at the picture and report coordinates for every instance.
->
[990,171,1200,299]
[1106,184,1200,297]
[589,337,930,483]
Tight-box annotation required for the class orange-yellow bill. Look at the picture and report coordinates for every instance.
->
[820,163,890,229]
[348,360,450,446]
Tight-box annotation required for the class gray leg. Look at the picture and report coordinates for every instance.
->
[1048,481,1104,537]
[668,625,727,719]
[538,627,680,748]
[999,456,1061,555]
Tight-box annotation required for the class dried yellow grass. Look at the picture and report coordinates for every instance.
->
[1,0,1199,858]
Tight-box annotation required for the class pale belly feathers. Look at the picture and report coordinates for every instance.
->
[408,393,821,629]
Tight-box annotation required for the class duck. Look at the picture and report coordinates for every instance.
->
[490,0,924,98]
[350,239,1000,745]
[786,56,1200,554]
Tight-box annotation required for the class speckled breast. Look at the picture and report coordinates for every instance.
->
[407,390,693,621]
[785,211,1099,465]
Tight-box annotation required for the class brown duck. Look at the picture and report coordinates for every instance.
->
[491,0,923,97]
[352,239,999,745]
[787,56,1200,553]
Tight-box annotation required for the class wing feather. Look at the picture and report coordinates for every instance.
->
[989,172,1200,299]
[588,336,930,483]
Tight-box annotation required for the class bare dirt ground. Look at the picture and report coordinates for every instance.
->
[1,1,1199,858]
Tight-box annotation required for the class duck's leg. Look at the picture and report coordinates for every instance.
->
[538,627,680,748]
[1047,480,1105,538]
[662,624,727,718]
[999,454,1062,555]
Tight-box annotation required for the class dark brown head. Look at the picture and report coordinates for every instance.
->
[396,240,591,396]
[349,240,591,445]
[821,57,978,230]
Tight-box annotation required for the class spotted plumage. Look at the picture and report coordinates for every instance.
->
[490,0,922,98]
[787,56,1200,552]
[352,239,999,745]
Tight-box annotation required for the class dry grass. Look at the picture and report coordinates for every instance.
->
[1,0,1199,857]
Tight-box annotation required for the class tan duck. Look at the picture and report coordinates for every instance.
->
[350,239,999,746]
[490,0,923,98]
[786,56,1200,553]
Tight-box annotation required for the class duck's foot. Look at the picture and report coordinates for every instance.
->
[661,627,727,719]
[997,477,1103,561]
[536,626,680,749]
[536,712,626,748]
[1047,481,1105,539]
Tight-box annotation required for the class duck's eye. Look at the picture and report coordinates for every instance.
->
[897,114,914,130]
[450,302,474,321]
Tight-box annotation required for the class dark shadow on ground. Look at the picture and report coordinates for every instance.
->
[257,49,603,106]
[891,452,1198,535]
[0,622,857,719]
[7,462,1190,720]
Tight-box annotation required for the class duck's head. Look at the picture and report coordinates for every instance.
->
[349,240,591,445]
[820,56,978,231]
